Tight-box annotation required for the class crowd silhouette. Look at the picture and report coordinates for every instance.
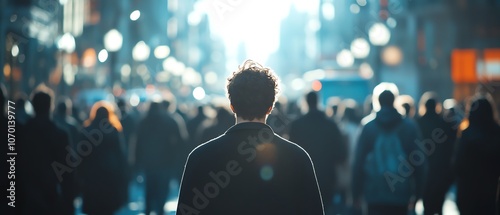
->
[1,74,500,215]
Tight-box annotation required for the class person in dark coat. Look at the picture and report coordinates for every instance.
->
[352,83,425,215]
[454,94,500,215]
[116,97,139,157]
[289,91,347,213]
[14,93,32,126]
[415,92,457,215]
[198,106,235,144]
[397,94,416,119]
[177,60,324,215]
[79,101,129,215]
[135,101,186,215]
[54,98,81,149]
[266,101,290,137]
[186,105,208,143]
[19,86,70,214]
[52,98,81,215]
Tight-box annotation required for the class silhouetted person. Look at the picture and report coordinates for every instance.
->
[415,92,456,215]
[199,106,235,144]
[186,105,208,148]
[78,101,128,215]
[19,86,70,214]
[326,96,342,122]
[443,98,463,130]
[53,98,81,215]
[338,99,361,164]
[117,97,139,155]
[71,105,85,125]
[266,101,290,137]
[135,101,186,215]
[337,99,362,208]
[186,105,208,143]
[454,94,500,215]
[162,99,189,178]
[289,91,346,213]
[14,93,32,125]
[397,95,416,119]
[54,98,81,148]
[352,83,425,215]
[177,60,324,215]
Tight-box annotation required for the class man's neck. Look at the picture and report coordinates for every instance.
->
[235,116,266,124]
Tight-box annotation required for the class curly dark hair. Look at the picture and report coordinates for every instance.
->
[226,60,279,120]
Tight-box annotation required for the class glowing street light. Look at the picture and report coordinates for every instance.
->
[132,41,150,62]
[103,29,122,86]
[350,38,370,59]
[154,45,170,59]
[369,23,391,46]
[322,1,335,21]
[337,49,354,68]
[193,87,206,100]
[104,29,123,52]
[130,10,141,21]
[57,33,75,53]
[98,49,108,63]
[11,44,19,57]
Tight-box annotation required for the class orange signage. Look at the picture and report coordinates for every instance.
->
[451,49,478,83]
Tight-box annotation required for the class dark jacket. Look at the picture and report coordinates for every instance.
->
[20,116,69,214]
[78,121,128,214]
[136,111,186,178]
[289,109,347,206]
[454,123,500,215]
[416,111,457,214]
[352,107,425,205]
[177,122,324,215]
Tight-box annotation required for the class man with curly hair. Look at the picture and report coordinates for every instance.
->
[177,60,324,215]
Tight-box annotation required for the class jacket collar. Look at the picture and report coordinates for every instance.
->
[225,122,274,134]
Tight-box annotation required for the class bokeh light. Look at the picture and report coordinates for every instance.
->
[11,44,19,57]
[154,45,170,59]
[130,10,141,21]
[97,49,108,63]
[260,165,274,181]
[322,1,335,20]
[337,49,355,68]
[369,23,391,46]
[350,38,370,59]
[103,29,123,52]
[132,41,151,62]
[204,71,218,85]
[312,80,322,91]
[382,45,403,66]
[193,87,206,100]
[129,94,140,107]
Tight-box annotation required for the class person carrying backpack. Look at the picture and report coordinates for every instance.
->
[352,83,426,215]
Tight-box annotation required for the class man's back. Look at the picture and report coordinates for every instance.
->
[177,122,324,215]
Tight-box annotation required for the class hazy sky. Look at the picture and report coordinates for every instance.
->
[202,0,319,64]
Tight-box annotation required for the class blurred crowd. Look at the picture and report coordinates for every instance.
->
[1,81,499,215]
